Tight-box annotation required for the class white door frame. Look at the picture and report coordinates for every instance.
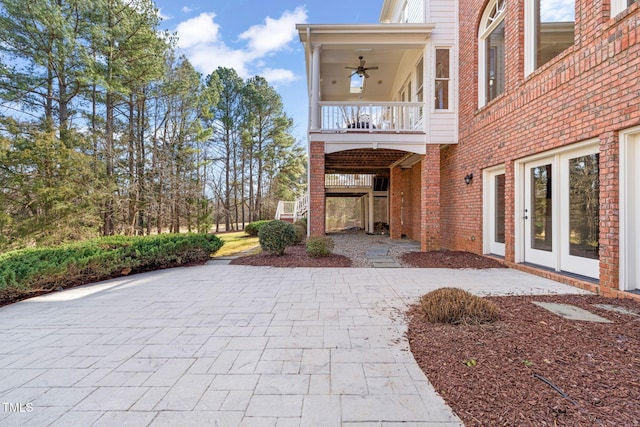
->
[620,126,640,291]
[483,165,506,256]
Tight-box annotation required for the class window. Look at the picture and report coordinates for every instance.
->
[525,0,575,75]
[478,0,506,107]
[434,49,449,110]
[612,0,638,16]
[350,74,364,94]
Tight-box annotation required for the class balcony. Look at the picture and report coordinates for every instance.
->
[325,173,373,188]
[315,102,424,133]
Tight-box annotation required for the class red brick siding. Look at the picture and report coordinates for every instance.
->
[389,166,403,239]
[451,0,640,292]
[309,141,326,236]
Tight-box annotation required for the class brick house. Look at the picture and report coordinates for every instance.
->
[296,0,640,296]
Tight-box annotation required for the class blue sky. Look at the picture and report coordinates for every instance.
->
[154,0,384,143]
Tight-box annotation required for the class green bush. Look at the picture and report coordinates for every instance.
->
[0,233,224,293]
[244,220,272,237]
[294,217,307,229]
[305,236,334,257]
[258,220,296,256]
[417,287,500,325]
[293,224,306,244]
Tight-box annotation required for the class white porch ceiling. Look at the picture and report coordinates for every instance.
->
[297,24,434,102]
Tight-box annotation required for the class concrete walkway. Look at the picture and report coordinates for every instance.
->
[0,265,590,426]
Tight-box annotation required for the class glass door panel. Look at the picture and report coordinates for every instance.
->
[561,151,600,277]
[495,174,506,244]
[524,160,556,268]
[487,170,506,256]
[531,165,552,252]
[569,154,599,259]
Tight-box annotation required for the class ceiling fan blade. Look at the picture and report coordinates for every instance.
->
[363,71,370,78]
[345,66,357,70]
[348,71,357,78]
[366,66,379,71]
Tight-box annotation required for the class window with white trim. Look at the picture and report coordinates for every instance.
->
[612,0,638,16]
[478,0,506,107]
[525,0,575,75]
[434,49,450,110]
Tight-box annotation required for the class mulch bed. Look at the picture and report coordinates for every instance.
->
[230,244,352,267]
[407,294,640,426]
[401,250,507,268]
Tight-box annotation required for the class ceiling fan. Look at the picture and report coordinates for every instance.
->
[346,56,379,78]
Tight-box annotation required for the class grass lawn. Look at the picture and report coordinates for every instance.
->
[213,231,260,257]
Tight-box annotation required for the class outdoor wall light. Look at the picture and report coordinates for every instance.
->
[464,173,473,185]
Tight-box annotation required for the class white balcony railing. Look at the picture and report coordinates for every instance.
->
[325,174,373,188]
[318,102,424,133]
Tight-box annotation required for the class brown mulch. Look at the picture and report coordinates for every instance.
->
[401,250,507,268]
[230,243,352,267]
[407,294,640,426]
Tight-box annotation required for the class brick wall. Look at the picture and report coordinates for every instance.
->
[450,0,640,291]
[389,166,403,239]
[309,141,326,237]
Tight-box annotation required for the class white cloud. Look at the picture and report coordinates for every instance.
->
[181,6,193,13]
[239,6,308,57]
[259,68,298,85]
[176,12,220,49]
[157,8,171,22]
[174,7,308,81]
[188,44,250,78]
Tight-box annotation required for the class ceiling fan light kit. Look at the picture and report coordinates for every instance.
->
[345,56,379,78]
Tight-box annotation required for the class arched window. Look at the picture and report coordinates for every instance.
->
[478,0,506,107]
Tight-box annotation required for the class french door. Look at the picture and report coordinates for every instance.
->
[522,145,600,279]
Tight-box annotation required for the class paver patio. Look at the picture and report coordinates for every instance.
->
[0,265,590,426]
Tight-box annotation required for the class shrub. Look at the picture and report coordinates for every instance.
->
[293,224,306,244]
[306,236,334,257]
[417,287,500,325]
[0,234,224,293]
[244,220,272,237]
[294,217,307,229]
[258,220,296,256]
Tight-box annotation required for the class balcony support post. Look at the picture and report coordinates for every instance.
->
[368,188,374,234]
[310,44,321,131]
[389,166,403,239]
[309,140,326,236]
[421,145,441,251]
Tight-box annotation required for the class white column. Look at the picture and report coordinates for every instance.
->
[310,44,321,130]
[368,189,374,234]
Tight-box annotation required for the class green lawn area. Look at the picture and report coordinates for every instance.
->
[213,231,260,257]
